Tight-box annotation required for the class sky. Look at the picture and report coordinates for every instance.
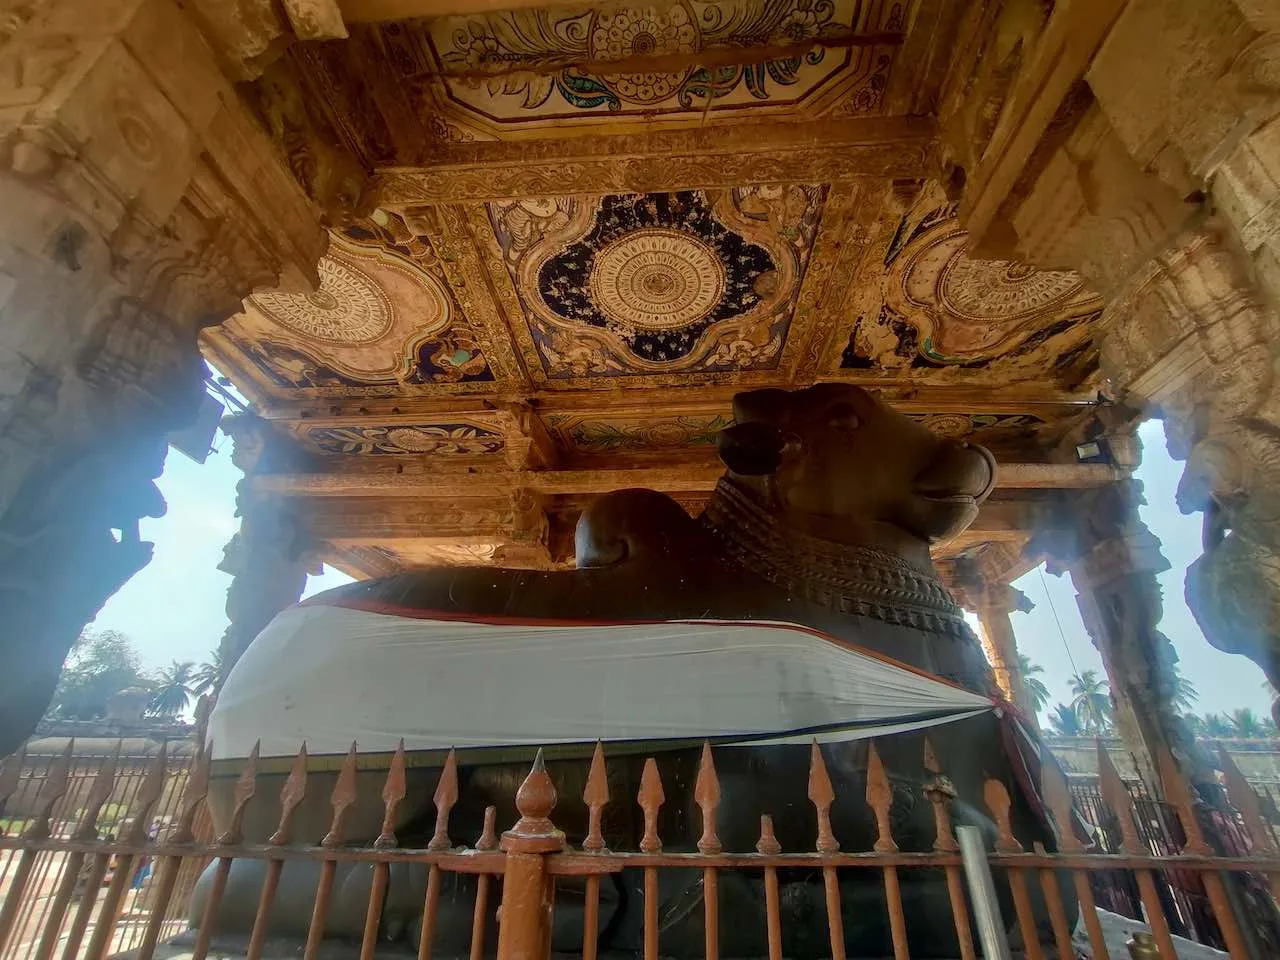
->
[91,412,1271,719]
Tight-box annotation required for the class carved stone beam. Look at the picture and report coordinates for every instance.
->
[183,0,347,80]
[374,119,939,204]
[253,461,1127,499]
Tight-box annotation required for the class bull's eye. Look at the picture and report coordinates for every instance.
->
[827,403,860,430]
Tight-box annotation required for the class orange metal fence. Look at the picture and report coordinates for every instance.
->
[1,735,1279,959]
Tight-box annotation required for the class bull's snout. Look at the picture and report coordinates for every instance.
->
[913,441,997,503]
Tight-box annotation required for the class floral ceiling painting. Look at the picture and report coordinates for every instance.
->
[376,0,903,139]
[206,231,494,396]
[490,186,827,380]
[304,422,506,457]
[840,208,1103,386]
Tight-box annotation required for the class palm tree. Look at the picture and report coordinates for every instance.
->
[1231,708,1264,738]
[1203,713,1234,738]
[1169,664,1199,713]
[1069,670,1113,734]
[1048,703,1084,736]
[148,661,196,718]
[1017,654,1052,716]
[193,649,225,697]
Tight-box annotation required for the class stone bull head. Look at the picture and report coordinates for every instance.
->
[717,384,996,555]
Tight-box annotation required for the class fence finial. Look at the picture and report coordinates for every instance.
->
[1038,755,1083,854]
[220,740,256,845]
[695,741,722,855]
[1155,744,1211,855]
[866,740,898,854]
[807,740,839,853]
[428,748,459,851]
[583,740,609,853]
[322,741,359,848]
[476,805,499,851]
[981,775,1022,854]
[172,740,211,843]
[124,741,169,844]
[75,739,122,840]
[638,757,665,853]
[376,739,407,849]
[503,749,564,852]
[270,742,309,845]
[756,814,782,855]
[921,737,958,853]
[1095,740,1142,856]
[24,740,73,840]
[1218,744,1276,854]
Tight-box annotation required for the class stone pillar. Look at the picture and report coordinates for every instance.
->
[1047,482,1210,791]
[217,416,319,675]
[938,0,1280,730]
[969,584,1035,722]
[0,0,327,752]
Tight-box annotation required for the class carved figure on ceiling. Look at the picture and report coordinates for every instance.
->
[491,187,825,379]
[201,385,1067,959]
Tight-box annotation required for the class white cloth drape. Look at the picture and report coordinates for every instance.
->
[210,605,994,760]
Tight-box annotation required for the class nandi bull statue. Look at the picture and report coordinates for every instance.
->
[196,384,1072,957]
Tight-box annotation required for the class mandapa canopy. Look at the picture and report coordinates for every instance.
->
[209,604,996,760]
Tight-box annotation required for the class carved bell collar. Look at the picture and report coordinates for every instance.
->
[701,478,970,638]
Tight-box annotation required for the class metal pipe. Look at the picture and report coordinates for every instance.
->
[956,826,1011,960]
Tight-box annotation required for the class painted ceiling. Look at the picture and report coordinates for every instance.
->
[198,0,1107,580]
[285,0,908,157]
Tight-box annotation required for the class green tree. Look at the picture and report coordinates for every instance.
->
[1069,670,1113,734]
[1169,663,1199,713]
[1048,703,1084,736]
[1017,654,1052,716]
[148,661,196,718]
[1203,713,1234,738]
[49,630,147,720]
[192,649,225,697]
[1231,708,1264,738]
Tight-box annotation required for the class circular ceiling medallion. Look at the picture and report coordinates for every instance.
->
[939,254,1083,322]
[588,229,726,332]
[251,255,394,344]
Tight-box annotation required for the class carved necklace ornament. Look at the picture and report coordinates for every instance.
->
[702,478,971,638]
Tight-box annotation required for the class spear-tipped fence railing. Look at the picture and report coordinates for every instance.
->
[2,736,1280,959]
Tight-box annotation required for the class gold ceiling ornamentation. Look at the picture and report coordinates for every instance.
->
[588,229,728,332]
[251,254,394,344]
[385,0,899,141]
[839,209,1102,385]
[218,237,469,391]
[939,256,1083,323]
[490,187,825,379]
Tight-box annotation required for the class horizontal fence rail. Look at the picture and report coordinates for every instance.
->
[0,736,1279,959]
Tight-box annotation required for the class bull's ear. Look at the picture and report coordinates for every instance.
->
[717,422,786,476]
